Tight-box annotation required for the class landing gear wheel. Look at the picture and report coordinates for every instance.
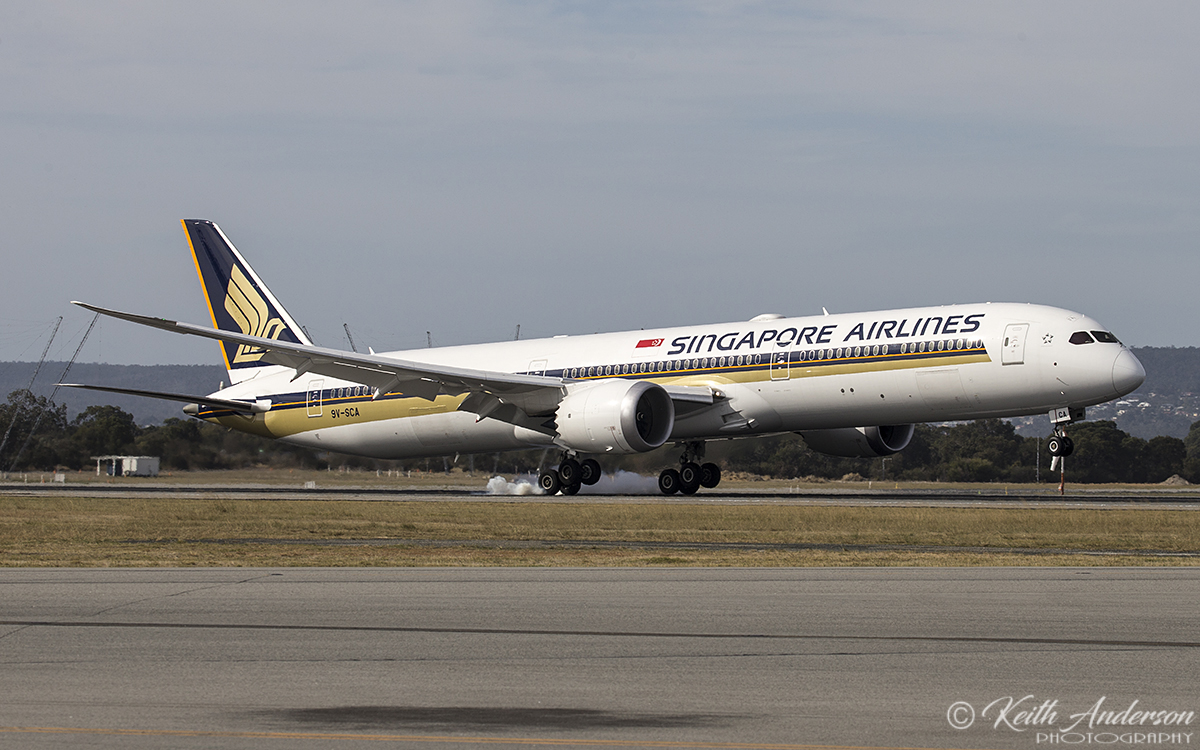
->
[558,458,582,486]
[1046,436,1063,456]
[659,468,681,495]
[538,470,561,495]
[560,481,581,496]
[579,458,601,486]
[1060,436,1075,457]
[699,462,721,489]
[679,462,701,495]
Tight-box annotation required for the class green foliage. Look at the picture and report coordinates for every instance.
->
[0,388,1192,483]
[1143,436,1187,483]
[0,389,68,471]
[69,405,139,463]
[1182,421,1200,483]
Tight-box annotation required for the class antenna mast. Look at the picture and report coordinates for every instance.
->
[8,313,98,471]
[0,317,62,461]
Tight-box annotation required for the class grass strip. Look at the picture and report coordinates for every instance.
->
[1,496,1197,567]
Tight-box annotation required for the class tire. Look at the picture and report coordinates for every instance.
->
[1061,436,1075,457]
[561,481,580,496]
[538,470,561,495]
[679,462,701,494]
[658,468,681,495]
[558,458,582,486]
[579,458,601,486]
[1047,436,1064,457]
[699,462,721,489]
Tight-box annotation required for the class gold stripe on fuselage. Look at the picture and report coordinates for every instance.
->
[199,349,990,439]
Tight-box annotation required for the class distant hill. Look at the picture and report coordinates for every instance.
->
[3,346,1198,436]
[0,361,225,426]
[999,346,1200,440]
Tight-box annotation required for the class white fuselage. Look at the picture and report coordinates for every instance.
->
[202,302,1144,459]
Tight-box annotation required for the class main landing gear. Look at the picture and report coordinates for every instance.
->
[538,455,601,496]
[658,442,721,496]
[536,445,724,496]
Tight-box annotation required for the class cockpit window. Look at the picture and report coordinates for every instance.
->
[1091,331,1121,344]
[1069,331,1095,345]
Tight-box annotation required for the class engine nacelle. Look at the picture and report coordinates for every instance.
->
[555,379,674,454]
[799,424,915,458]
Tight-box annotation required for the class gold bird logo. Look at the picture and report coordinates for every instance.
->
[224,266,287,363]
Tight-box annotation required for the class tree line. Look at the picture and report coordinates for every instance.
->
[2,389,1198,484]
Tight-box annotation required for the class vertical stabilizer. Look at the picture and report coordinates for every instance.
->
[182,219,311,383]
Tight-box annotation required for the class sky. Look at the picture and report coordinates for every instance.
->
[2,2,1198,366]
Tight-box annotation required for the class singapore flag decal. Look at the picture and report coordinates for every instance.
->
[636,338,664,349]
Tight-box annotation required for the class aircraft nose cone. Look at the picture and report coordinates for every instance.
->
[1112,349,1146,396]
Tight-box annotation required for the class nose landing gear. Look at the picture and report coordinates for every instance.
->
[1046,434,1075,458]
[1046,406,1084,495]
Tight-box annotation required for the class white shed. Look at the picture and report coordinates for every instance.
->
[94,456,161,477]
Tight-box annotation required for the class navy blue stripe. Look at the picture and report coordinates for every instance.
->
[195,342,986,418]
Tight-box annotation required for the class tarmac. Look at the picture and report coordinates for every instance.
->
[2,567,1198,749]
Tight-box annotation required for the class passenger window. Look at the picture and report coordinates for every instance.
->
[1069,331,1095,345]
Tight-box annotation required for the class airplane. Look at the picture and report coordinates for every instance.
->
[65,219,1146,495]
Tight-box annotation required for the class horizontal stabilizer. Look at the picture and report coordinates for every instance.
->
[58,383,270,414]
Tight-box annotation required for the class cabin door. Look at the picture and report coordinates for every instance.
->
[1001,324,1029,365]
[306,379,324,417]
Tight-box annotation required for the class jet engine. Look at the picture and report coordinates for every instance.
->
[798,424,915,458]
[555,379,675,454]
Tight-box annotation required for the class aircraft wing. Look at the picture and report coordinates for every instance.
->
[72,301,723,422]
[58,383,270,414]
[72,302,564,405]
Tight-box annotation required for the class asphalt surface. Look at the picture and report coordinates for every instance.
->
[2,568,1198,749]
[4,480,1200,509]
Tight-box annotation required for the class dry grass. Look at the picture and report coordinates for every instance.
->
[1,495,1197,567]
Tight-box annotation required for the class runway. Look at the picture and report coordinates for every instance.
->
[2,568,1198,748]
[5,480,1200,509]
